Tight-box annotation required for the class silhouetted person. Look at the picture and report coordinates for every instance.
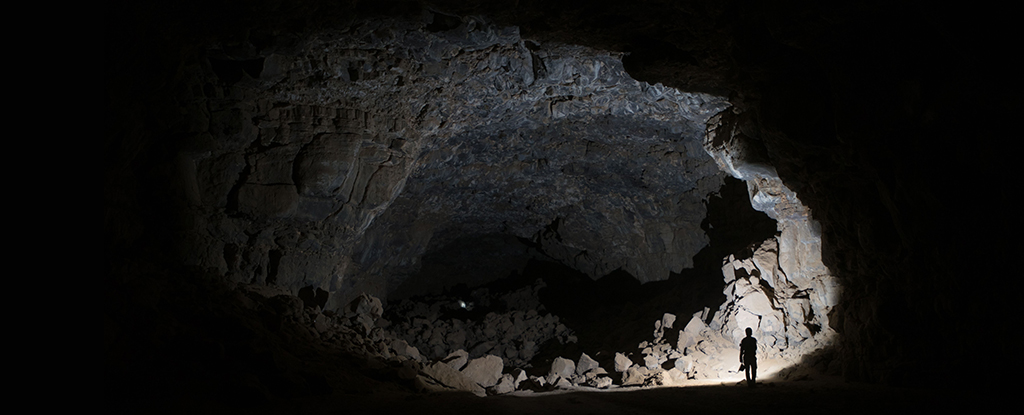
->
[740,327,757,387]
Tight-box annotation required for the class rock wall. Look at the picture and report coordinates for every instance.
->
[177,11,730,309]
[108,1,1016,396]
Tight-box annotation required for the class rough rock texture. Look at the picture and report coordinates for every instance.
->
[386,279,576,368]
[461,355,504,388]
[169,10,728,312]
[108,2,1016,407]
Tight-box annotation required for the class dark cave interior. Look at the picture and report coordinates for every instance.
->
[106,1,1017,413]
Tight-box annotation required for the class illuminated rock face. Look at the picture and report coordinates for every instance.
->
[701,109,840,365]
[186,12,729,308]
[175,10,844,385]
[107,2,1015,397]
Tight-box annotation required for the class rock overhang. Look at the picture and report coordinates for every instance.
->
[191,11,736,307]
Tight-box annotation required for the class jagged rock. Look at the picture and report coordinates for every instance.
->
[661,313,676,329]
[576,352,599,376]
[614,353,632,373]
[643,354,660,369]
[665,368,687,384]
[592,376,613,389]
[642,370,667,387]
[673,356,694,375]
[461,355,503,387]
[549,357,576,379]
[683,314,706,336]
[621,366,650,386]
[391,339,421,361]
[511,368,528,389]
[313,313,330,333]
[490,373,516,395]
[397,360,421,380]
[442,349,469,371]
[419,361,486,397]
[347,293,383,320]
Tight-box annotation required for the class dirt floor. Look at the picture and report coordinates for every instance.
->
[169,374,993,415]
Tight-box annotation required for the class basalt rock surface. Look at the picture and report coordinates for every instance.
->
[108,1,1016,407]
[178,11,729,311]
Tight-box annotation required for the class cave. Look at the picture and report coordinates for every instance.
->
[106,1,1015,413]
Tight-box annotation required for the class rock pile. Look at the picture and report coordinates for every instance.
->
[387,279,577,368]
[606,237,839,385]
[269,279,604,396]
[253,229,838,396]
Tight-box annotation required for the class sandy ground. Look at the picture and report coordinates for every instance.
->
[192,374,993,415]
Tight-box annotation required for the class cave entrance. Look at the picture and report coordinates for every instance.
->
[383,177,779,380]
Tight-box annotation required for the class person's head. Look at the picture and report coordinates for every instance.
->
[745,327,752,337]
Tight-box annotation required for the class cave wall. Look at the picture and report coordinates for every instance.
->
[107,0,1016,388]
[154,10,730,311]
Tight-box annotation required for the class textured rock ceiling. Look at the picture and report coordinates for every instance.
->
[107,0,1016,391]
[190,14,732,308]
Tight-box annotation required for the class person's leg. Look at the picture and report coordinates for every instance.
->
[751,362,757,384]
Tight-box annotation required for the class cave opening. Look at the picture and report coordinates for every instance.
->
[107,1,1019,411]
[384,176,778,370]
[114,7,842,397]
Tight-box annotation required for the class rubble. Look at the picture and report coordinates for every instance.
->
[247,229,839,397]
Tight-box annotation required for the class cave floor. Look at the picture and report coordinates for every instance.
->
[201,375,989,415]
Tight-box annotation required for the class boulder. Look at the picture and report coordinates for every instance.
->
[511,368,528,389]
[588,376,613,389]
[549,356,576,379]
[461,355,504,387]
[614,353,633,372]
[621,366,650,386]
[491,373,516,395]
[683,314,706,336]
[554,377,573,389]
[661,313,676,329]
[576,352,599,376]
[391,339,421,361]
[643,354,660,369]
[419,361,485,397]
[347,293,383,320]
[442,349,469,371]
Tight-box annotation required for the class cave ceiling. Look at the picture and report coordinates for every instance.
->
[188,12,735,307]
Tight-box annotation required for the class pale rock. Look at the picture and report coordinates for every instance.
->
[643,354,660,369]
[391,339,421,361]
[614,352,633,372]
[442,349,469,371]
[491,373,516,395]
[461,355,504,387]
[665,367,687,384]
[554,377,573,389]
[738,289,774,316]
[622,366,650,386]
[683,314,706,336]
[549,356,576,379]
[676,331,696,351]
[661,313,676,329]
[576,352,599,376]
[512,368,528,389]
[419,361,486,397]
